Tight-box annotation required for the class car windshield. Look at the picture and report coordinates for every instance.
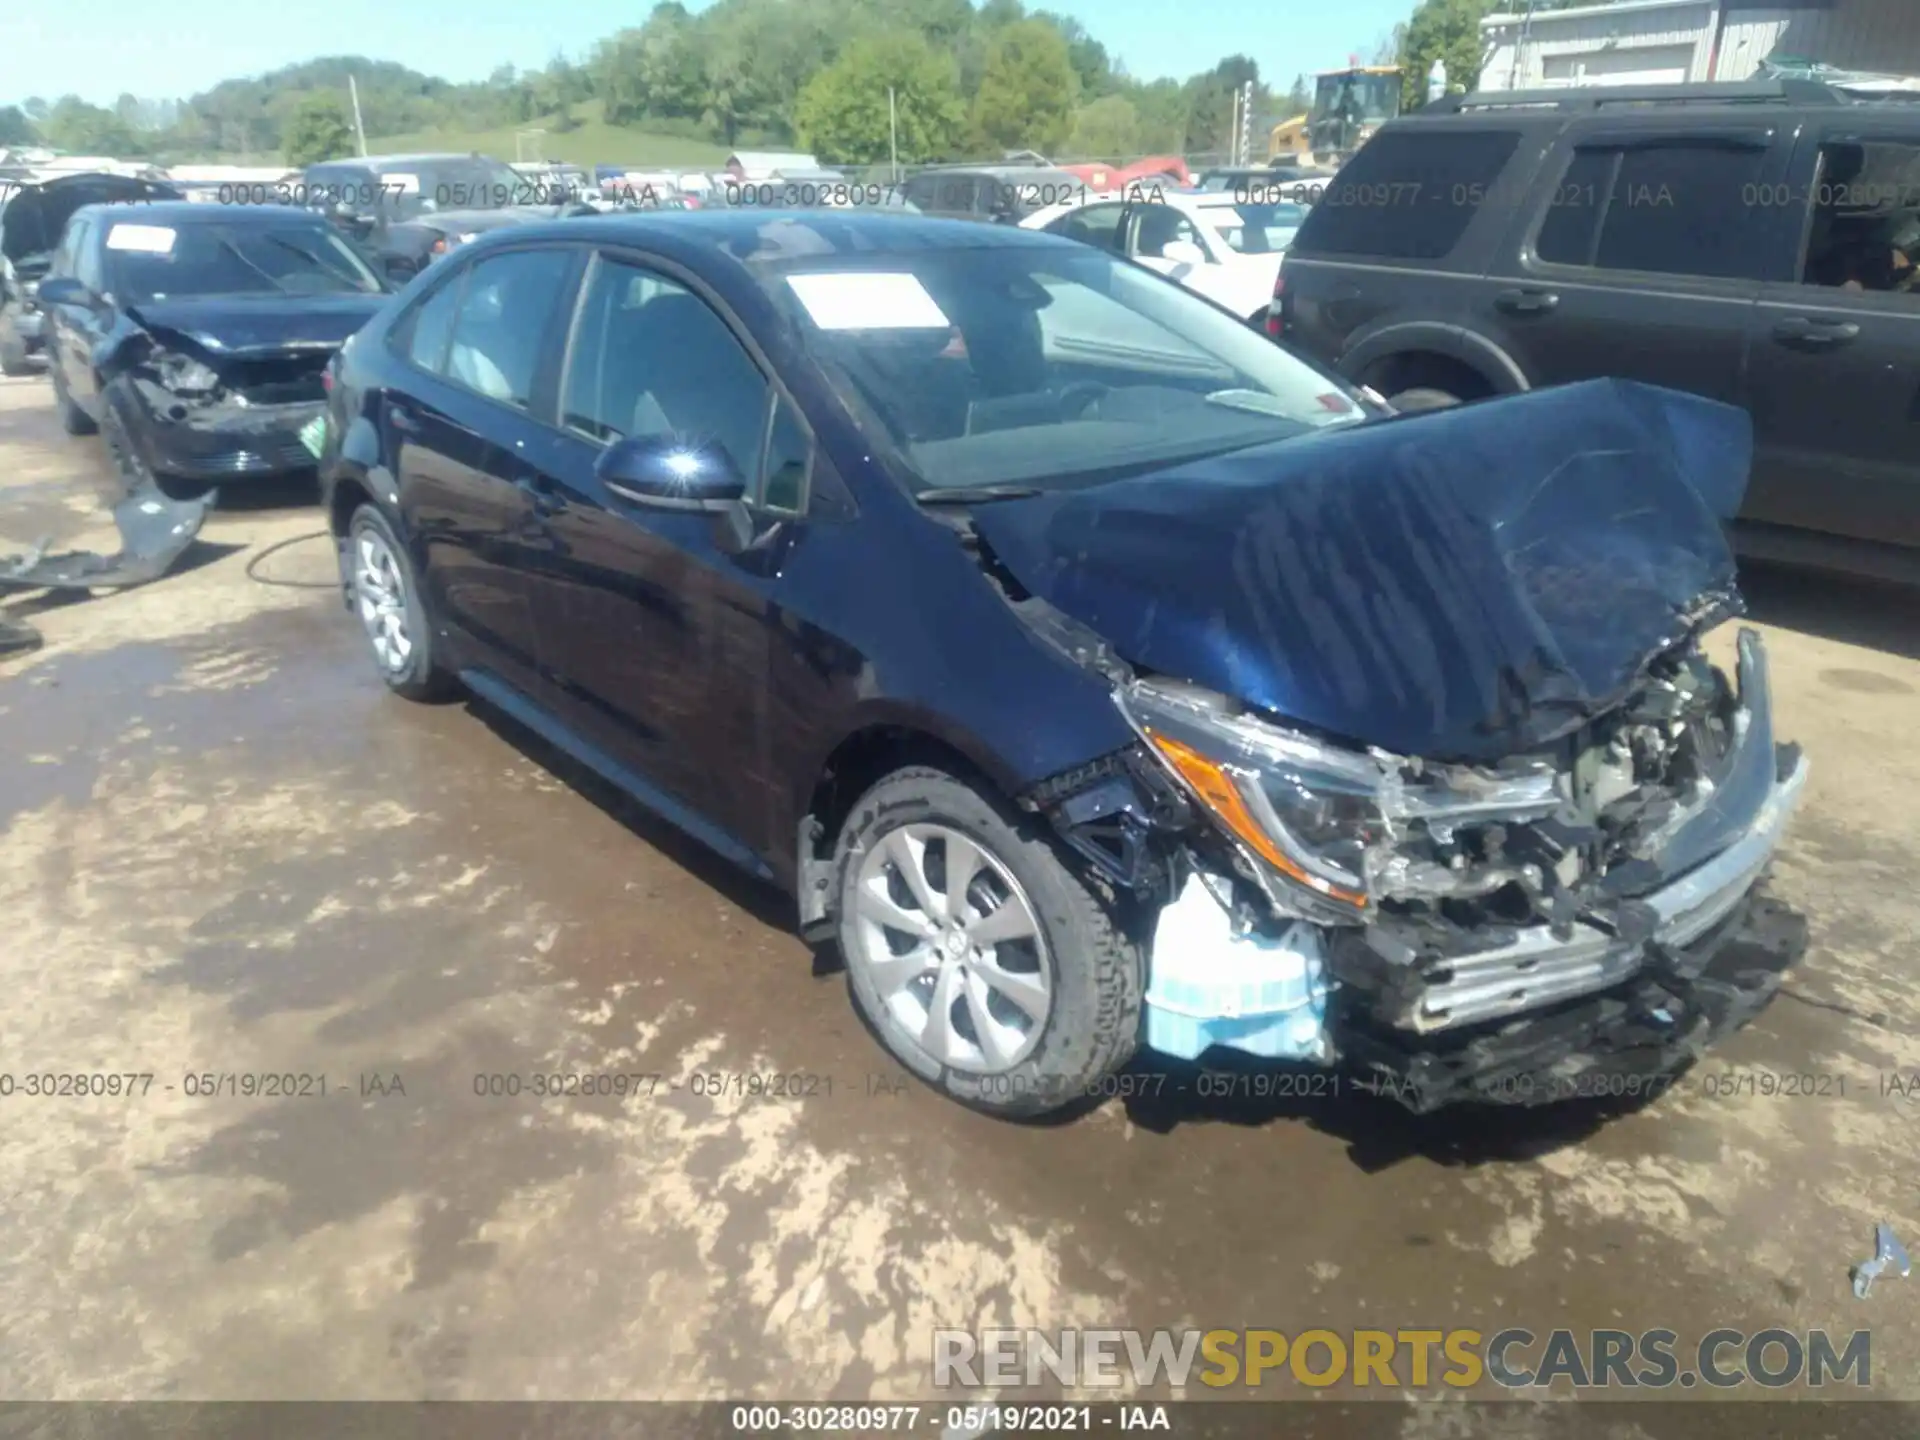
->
[764,242,1365,495]
[1204,202,1307,254]
[107,221,384,302]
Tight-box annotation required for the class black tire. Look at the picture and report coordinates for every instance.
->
[345,503,460,702]
[832,766,1144,1118]
[1387,387,1463,413]
[49,356,97,435]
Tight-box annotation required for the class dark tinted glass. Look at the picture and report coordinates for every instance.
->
[1533,149,1616,266]
[107,222,382,302]
[1563,143,1772,279]
[762,397,811,513]
[444,247,575,408]
[1289,129,1521,261]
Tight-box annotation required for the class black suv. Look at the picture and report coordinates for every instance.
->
[1276,78,1920,582]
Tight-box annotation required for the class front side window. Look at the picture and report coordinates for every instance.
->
[105,221,384,302]
[1532,140,1772,280]
[1129,205,1205,260]
[73,221,105,292]
[1798,138,1920,298]
[561,254,773,485]
[443,247,575,408]
[767,244,1365,495]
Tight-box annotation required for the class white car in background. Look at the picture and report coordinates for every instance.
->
[1020,189,1305,326]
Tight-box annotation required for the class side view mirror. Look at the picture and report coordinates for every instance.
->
[35,276,89,307]
[1161,239,1208,267]
[595,434,746,513]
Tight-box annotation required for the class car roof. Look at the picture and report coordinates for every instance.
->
[71,201,333,228]
[1394,79,1907,130]
[467,208,1079,266]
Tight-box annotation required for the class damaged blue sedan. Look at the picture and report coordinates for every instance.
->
[318,211,1808,1117]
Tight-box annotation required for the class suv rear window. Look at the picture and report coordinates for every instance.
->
[1288,129,1522,262]
[1533,140,1774,280]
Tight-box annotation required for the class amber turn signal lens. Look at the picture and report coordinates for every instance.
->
[1145,729,1366,909]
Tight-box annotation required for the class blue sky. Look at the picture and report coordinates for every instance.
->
[1,0,1412,109]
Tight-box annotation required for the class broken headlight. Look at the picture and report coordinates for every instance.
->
[156,352,219,395]
[1119,679,1386,911]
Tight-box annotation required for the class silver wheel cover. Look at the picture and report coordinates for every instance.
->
[847,823,1052,1073]
[352,528,415,675]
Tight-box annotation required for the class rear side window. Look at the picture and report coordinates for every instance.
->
[444,248,576,408]
[1532,141,1773,280]
[1289,128,1522,261]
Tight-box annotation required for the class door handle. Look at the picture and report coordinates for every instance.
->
[1772,316,1860,348]
[388,404,422,434]
[1495,288,1561,315]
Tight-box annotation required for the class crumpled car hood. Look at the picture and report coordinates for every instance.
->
[970,377,1753,764]
[123,294,387,358]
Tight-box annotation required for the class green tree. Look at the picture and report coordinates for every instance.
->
[1284,73,1312,116]
[0,105,35,146]
[795,31,965,165]
[1182,56,1264,157]
[1397,0,1500,109]
[283,92,356,167]
[1065,94,1139,159]
[971,18,1079,156]
[1035,11,1114,98]
[40,96,139,155]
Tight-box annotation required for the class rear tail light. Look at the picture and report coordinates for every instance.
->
[321,367,333,395]
[430,235,448,255]
[1265,273,1286,338]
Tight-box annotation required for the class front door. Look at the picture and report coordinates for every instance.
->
[520,253,791,856]
[1742,123,1920,548]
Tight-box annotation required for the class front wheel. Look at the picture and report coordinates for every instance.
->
[0,321,33,376]
[833,767,1144,1118]
[345,504,460,702]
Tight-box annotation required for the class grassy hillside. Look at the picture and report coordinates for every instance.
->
[366,101,728,169]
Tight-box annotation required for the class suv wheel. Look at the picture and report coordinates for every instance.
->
[346,504,459,702]
[833,767,1144,1117]
[49,358,97,435]
[1387,387,1462,413]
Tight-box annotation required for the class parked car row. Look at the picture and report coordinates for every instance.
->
[3,167,1813,1123]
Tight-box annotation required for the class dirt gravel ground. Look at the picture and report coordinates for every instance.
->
[3,369,1919,1422]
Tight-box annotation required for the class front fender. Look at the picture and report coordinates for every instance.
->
[1339,321,1530,395]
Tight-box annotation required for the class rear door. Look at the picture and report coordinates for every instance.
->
[1742,122,1920,547]
[387,244,581,696]
[1480,123,1797,404]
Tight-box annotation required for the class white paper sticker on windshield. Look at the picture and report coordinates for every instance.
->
[786,272,950,330]
[104,224,177,254]
[384,172,421,194]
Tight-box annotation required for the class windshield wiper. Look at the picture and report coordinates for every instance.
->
[915,485,1046,506]
[214,235,296,293]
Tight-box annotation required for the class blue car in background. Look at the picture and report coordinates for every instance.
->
[316,209,1808,1119]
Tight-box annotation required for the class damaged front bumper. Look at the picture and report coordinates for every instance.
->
[1039,629,1809,1111]
[116,378,325,481]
